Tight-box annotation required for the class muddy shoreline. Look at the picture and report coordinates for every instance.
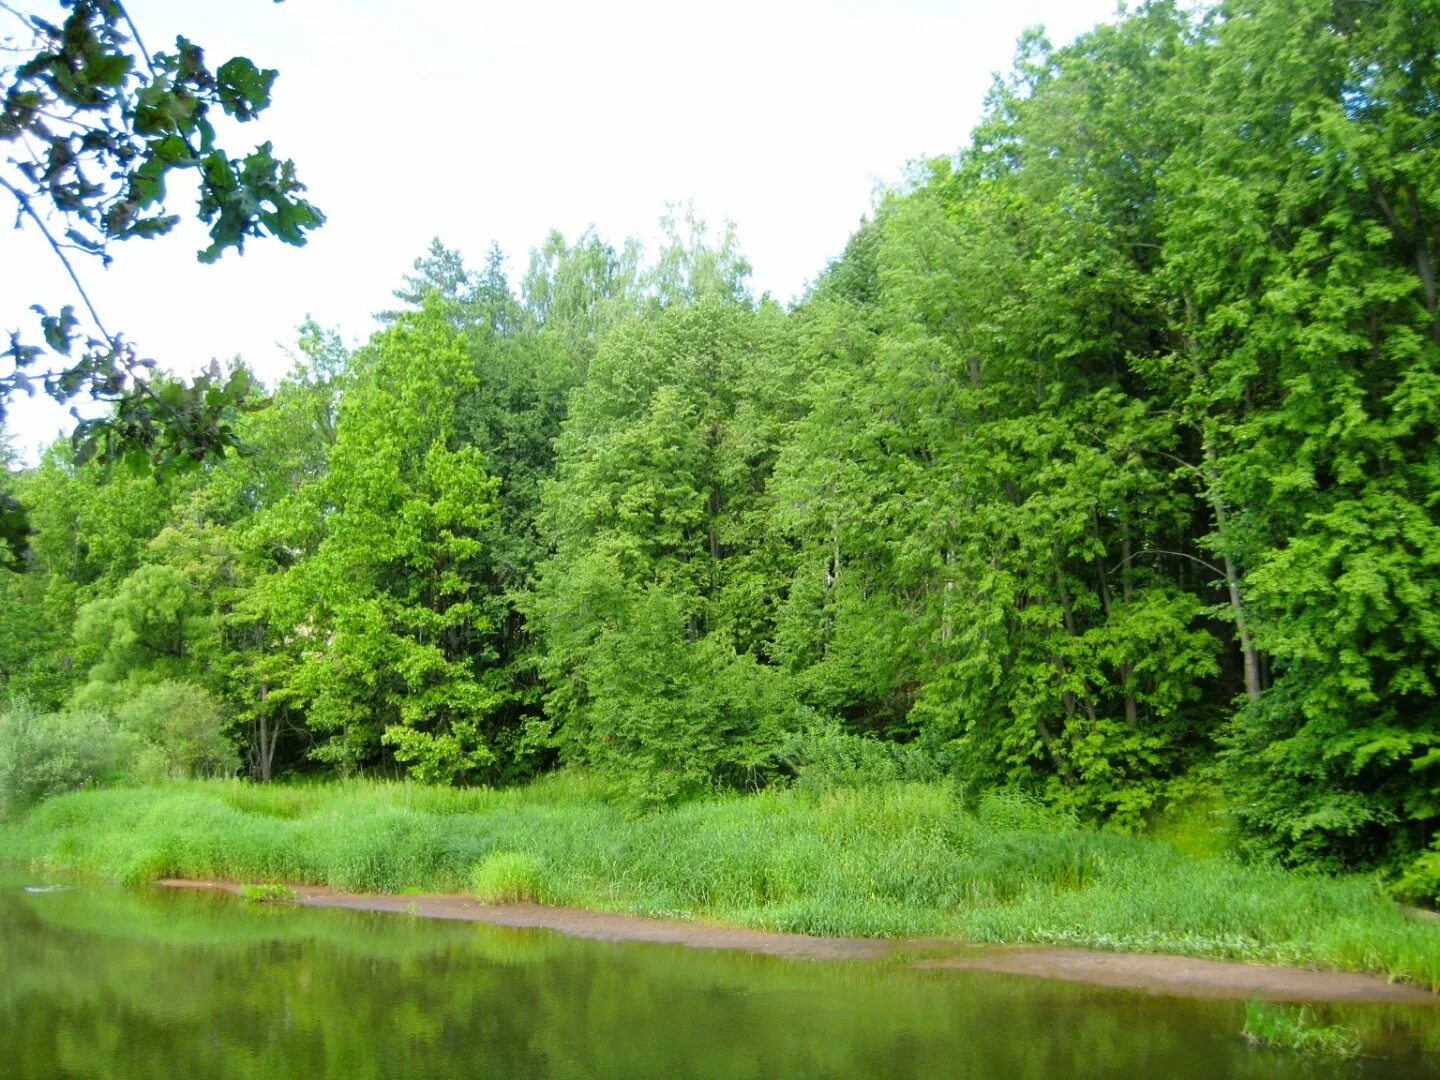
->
[157,878,1439,1004]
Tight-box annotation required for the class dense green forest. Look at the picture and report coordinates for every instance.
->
[3,0,1439,902]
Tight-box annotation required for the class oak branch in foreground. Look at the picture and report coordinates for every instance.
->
[0,0,323,474]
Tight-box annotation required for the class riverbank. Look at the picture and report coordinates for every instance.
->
[4,776,1439,991]
[160,877,1439,1003]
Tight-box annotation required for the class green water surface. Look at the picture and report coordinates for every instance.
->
[1,869,1436,1078]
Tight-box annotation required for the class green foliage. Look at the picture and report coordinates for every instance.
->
[973,790,1077,834]
[74,563,217,703]
[1242,1001,1361,1057]
[781,721,947,793]
[646,205,752,308]
[272,298,504,780]
[1175,0,1440,876]
[470,851,545,903]
[0,0,1437,895]
[578,587,796,806]
[115,680,237,781]
[0,433,26,564]
[7,778,1440,991]
[764,0,1440,868]
[0,1,322,468]
[521,227,642,365]
[1146,791,1234,862]
[772,20,1223,824]
[530,299,808,804]
[1392,842,1440,909]
[0,698,113,814]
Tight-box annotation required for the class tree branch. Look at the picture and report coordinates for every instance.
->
[0,172,115,344]
[1,172,199,442]
[114,2,156,78]
[1109,548,1225,580]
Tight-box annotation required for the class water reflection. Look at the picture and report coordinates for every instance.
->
[1,870,1435,1079]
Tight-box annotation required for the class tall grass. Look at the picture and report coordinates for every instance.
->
[2,777,1437,989]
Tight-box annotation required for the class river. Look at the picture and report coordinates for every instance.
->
[2,869,1436,1077]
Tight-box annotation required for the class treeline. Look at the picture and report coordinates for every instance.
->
[2,0,1438,897]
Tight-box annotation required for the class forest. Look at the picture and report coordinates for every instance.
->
[3,0,1439,907]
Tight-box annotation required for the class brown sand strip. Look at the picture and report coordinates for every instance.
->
[160,879,889,959]
[157,879,1438,1002]
[916,947,1439,1004]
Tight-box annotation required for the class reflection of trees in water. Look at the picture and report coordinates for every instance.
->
[4,874,1437,1078]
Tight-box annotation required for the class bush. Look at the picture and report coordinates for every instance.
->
[781,721,947,793]
[116,681,238,781]
[575,590,798,808]
[0,699,114,815]
[1392,843,1440,908]
[976,789,1077,833]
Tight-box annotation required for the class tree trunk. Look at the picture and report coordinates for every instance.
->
[1054,559,1099,725]
[1203,442,1261,702]
[1101,518,1139,729]
[254,682,277,783]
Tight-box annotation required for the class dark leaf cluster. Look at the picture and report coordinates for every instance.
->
[0,0,320,470]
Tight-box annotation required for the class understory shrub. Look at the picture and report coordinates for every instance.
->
[0,698,114,815]
[1392,843,1440,909]
[781,721,948,793]
[116,681,238,781]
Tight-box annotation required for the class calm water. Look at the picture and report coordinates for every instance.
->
[1,869,1436,1078]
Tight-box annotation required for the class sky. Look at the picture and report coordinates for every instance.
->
[1,0,1123,460]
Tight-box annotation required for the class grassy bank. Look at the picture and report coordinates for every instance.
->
[2,777,1438,990]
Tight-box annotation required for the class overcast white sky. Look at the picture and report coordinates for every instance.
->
[2,0,1122,459]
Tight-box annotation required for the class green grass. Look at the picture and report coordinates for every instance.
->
[239,882,297,903]
[2,776,1437,990]
[1242,1001,1362,1056]
[470,851,546,903]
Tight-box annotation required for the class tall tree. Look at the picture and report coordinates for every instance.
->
[530,300,803,804]
[1159,0,1440,871]
[274,299,502,781]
